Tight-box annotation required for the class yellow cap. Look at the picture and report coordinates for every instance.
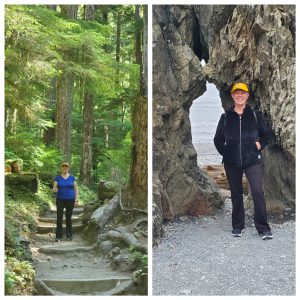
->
[231,82,249,93]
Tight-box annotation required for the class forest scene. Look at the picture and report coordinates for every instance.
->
[5,4,147,295]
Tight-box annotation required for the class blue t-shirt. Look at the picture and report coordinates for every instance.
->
[55,175,76,200]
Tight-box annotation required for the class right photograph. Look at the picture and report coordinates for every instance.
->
[152,5,295,296]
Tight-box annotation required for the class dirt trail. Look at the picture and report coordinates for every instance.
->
[30,205,132,295]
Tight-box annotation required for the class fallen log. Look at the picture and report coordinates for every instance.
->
[5,173,39,193]
[201,164,248,193]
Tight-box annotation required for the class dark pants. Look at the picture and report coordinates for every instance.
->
[224,162,271,234]
[56,199,75,239]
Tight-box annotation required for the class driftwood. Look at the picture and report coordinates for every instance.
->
[201,165,248,193]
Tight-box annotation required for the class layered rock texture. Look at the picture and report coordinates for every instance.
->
[153,5,295,241]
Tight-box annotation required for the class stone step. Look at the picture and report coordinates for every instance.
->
[35,277,132,295]
[38,215,82,224]
[47,207,84,215]
[38,243,97,255]
[36,222,84,234]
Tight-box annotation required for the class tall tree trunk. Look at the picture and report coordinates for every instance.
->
[60,5,78,19]
[55,72,73,162]
[79,5,95,187]
[104,125,109,148]
[142,5,148,97]
[43,78,56,145]
[5,108,11,130]
[55,5,78,162]
[135,5,143,87]
[115,10,121,86]
[12,108,17,134]
[80,91,93,187]
[104,9,122,150]
[84,5,95,20]
[127,95,147,210]
[47,5,57,11]
[96,6,110,24]
[125,6,148,211]
[5,107,18,134]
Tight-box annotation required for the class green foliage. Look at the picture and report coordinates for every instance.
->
[5,271,15,295]
[97,131,132,182]
[128,244,148,294]
[5,179,55,295]
[5,5,140,189]
[5,258,35,295]
[5,6,57,119]
[5,182,55,257]
[77,185,97,204]
[128,245,147,273]
[5,130,63,174]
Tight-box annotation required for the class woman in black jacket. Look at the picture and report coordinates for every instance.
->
[214,82,273,240]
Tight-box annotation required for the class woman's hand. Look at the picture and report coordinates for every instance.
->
[256,141,261,150]
[75,199,79,207]
[53,181,58,193]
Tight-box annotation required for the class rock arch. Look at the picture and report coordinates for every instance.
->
[153,5,295,242]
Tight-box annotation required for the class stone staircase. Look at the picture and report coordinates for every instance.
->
[31,205,133,295]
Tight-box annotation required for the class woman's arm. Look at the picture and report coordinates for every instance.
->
[214,113,226,156]
[74,181,79,207]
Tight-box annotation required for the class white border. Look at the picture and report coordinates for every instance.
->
[0,1,4,298]
[1,1,299,299]
[2,0,298,4]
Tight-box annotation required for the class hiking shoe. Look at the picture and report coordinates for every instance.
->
[261,231,274,240]
[232,229,243,237]
[55,238,61,242]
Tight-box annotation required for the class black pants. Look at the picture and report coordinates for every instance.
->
[224,162,271,234]
[56,199,75,239]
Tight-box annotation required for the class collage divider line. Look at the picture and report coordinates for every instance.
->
[147,3,153,297]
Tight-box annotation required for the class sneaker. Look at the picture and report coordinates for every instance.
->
[55,238,61,242]
[232,229,243,237]
[261,231,274,240]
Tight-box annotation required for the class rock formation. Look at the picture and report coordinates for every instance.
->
[153,5,295,242]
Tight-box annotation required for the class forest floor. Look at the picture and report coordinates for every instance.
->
[152,189,296,296]
[30,205,132,295]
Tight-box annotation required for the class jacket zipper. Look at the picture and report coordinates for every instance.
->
[239,115,243,166]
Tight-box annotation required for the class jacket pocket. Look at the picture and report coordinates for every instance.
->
[243,142,261,167]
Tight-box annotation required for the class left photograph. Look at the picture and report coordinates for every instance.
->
[4,4,148,296]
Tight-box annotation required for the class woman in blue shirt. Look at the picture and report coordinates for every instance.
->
[53,162,78,241]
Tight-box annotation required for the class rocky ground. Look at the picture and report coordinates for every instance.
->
[30,205,132,295]
[152,193,295,296]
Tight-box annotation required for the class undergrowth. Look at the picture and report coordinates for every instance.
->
[5,180,54,295]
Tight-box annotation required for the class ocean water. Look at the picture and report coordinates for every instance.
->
[190,83,224,165]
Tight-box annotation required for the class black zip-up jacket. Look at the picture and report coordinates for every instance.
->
[214,104,271,168]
